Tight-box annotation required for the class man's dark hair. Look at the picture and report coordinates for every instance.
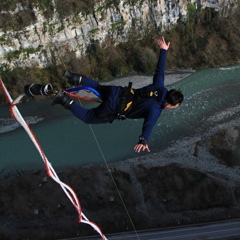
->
[165,89,184,106]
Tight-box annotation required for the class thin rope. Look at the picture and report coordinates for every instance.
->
[53,41,140,238]
[77,98,140,240]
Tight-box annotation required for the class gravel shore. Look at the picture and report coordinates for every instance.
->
[104,70,195,87]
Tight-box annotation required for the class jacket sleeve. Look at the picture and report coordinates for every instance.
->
[136,49,167,96]
[139,108,161,142]
[152,49,167,88]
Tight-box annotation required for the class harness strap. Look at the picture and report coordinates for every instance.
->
[117,82,164,120]
[117,82,135,120]
[138,90,159,100]
[97,82,165,122]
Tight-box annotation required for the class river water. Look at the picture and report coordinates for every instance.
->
[0,65,240,171]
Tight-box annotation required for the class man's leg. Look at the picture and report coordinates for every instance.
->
[63,70,82,85]
[70,103,107,124]
[64,70,101,89]
[51,91,74,109]
[64,70,110,100]
[51,92,108,124]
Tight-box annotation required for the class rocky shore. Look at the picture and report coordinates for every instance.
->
[0,123,239,239]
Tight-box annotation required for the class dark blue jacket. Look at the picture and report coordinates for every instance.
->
[97,49,168,142]
[127,49,168,141]
[70,49,168,143]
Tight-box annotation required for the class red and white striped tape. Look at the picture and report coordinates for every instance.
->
[0,78,107,240]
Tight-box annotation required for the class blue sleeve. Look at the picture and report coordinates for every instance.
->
[136,49,167,94]
[152,49,167,88]
[141,108,161,141]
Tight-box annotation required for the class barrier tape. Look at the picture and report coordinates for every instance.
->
[0,78,107,240]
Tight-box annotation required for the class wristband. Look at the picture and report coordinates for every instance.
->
[138,136,147,145]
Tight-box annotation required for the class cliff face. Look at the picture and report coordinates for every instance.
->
[0,0,237,70]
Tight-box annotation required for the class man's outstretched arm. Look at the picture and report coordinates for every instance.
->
[134,37,170,153]
[152,37,171,88]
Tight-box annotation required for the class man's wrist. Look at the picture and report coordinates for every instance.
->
[138,136,147,145]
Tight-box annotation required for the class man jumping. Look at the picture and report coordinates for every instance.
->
[24,37,183,153]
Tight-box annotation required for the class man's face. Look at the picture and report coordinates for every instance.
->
[165,103,180,109]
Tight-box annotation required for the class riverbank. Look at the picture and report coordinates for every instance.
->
[103,69,195,87]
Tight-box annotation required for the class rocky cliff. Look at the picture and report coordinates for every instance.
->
[0,0,238,70]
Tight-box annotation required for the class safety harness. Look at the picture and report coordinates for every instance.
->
[116,82,162,120]
[116,82,135,120]
[95,82,164,122]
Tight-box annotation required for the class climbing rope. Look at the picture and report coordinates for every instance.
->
[51,41,140,238]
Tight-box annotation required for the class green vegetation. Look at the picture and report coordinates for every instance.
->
[88,28,100,35]
[0,1,18,11]
[3,47,40,61]
[54,0,101,18]
[110,21,125,31]
[186,3,197,38]
[36,0,54,19]
[0,8,37,31]
[124,0,145,6]
[3,50,22,61]
[105,0,121,8]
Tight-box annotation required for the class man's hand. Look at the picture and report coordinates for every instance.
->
[158,37,170,50]
[134,143,150,153]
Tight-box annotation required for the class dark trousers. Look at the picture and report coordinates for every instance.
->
[69,76,119,124]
